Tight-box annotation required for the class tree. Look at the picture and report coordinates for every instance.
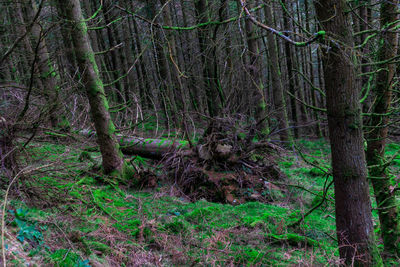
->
[264,3,290,143]
[242,1,268,135]
[195,0,222,117]
[55,0,124,175]
[281,0,298,138]
[313,0,382,265]
[25,0,60,128]
[366,0,400,257]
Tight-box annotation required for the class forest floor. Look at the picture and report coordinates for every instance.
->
[1,137,399,266]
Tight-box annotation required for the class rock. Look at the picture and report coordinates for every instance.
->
[197,144,212,160]
[215,144,232,159]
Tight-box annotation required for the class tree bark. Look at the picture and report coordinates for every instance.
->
[119,136,188,158]
[264,3,290,143]
[195,0,221,117]
[281,0,297,138]
[242,1,267,135]
[146,0,178,126]
[56,0,124,175]
[101,1,125,103]
[366,0,400,257]
[314,0,382,265]
[25,0,60,128]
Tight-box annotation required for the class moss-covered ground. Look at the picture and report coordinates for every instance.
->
[1,139,399,266]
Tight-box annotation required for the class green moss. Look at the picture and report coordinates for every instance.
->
[309,167,325,177]
[86,241,111,254]
[266,233,319,247]
[122,162,137,185]
[185,206,222,223]
[78,151,93,162]
[57,115,70,132]
[75,176,95,186]
[47,249,89,267]
[163,218,188,234]
[317,30,326,38]
[234,247,264,265]
[113,219,141,236]
[15,139,348,265]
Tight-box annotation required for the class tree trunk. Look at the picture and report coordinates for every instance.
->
[56,0,124,175]
[132,18,152,109]
[264,3,290,143]
[314,0,382,265]
[304,0,322,138]
[119,136,188,158]
[159,0,188,117]
[146,0,178,126]
[243,1,267,135]
[366,0,400,257]
[281,0,297,138]
[25,0,60,128]
[195,0,221,117]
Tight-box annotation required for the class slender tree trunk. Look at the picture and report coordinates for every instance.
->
[146,0,178,126]
[56,0,124,175]
[14,3,43,88]
[195,0,220,117]
[317,49,327,137]
[102,1,125,102]
[55,2,77,78]
[366,0,400,257]
[159,0,187,118]
[281,0,297,138]
[26,0,60,127]
[82,0,101,67]
[243,1,267,135]
[305,0,322,138]
[220,0,233,93]
[132,19,152,109]
[178,0,202,113]
[264,3,290,143]
[314,0,382,265]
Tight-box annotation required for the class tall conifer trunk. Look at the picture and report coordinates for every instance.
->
[264,3,290,143]
[56,0,124,175]
[243,1,267,135]
[366,0,400,257]
[26,0,60,127]
[314,0,382,265]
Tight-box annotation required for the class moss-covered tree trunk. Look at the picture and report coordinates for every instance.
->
[56,0,124,175]
[366,0,400,257]
[314,0,382,265]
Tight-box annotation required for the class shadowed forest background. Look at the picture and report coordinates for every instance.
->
[0,0,399,266]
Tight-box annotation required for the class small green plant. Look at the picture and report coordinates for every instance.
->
[48,249,90,267]
[9,209,44,246]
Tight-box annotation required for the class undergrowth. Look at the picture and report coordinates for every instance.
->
[1,138,399,266]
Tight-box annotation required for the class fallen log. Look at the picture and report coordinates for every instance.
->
[118,136,189,158]
[80,129,190,158]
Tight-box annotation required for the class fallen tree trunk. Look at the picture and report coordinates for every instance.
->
[118,136,189,158]
[79,129,190,158]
